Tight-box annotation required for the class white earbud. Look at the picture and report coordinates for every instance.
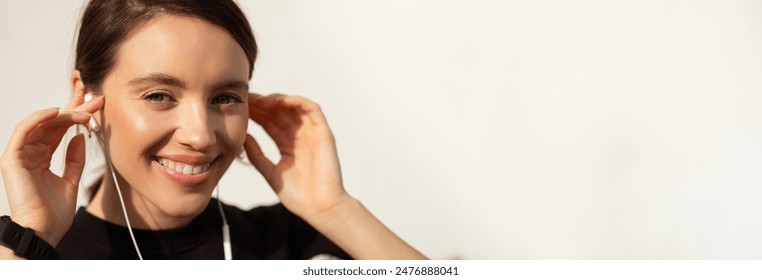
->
[84,92,100,133]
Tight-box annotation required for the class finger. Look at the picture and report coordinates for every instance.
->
[255,93,287,109]
[65,90,86,111]
[76,95,104,132]
[37,111,92,130]
[247,92,268,116]
[243,134,278,190]
[243,134,274,171]
[62,133,86,187]
[248,92,264,101]
[27,111,93,145]
[248,104,284,132]
[258,94,328,128]
[247,102,271,124]
[248,102,294,144]
[247,109,298,154]
[281,95,329,127]
[6,107,60,151]
[72,95,105,114]
[249,106,298,131]
[280,95,317,110]
[249,95,301,129]
[248,93,285,121]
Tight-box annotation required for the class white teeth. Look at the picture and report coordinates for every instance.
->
[156,158,212,175]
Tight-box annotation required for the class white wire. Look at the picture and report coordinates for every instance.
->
[216,186,232,260]
[95,131,144,260]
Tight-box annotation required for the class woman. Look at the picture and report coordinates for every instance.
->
[0,0,425,260]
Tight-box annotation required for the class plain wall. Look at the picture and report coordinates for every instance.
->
[1,0,761,259]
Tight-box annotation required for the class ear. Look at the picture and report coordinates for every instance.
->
[71,70,87,99]
[70,70,102,132]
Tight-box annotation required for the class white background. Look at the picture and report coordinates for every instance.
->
[1,0,761,259]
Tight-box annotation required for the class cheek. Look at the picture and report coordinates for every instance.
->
[221,111,249,149]
[102,101,172,155]
[207,111,247,167]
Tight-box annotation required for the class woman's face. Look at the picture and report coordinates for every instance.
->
[97,15,249,219]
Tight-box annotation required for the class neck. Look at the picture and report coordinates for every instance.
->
[85,167,197,230]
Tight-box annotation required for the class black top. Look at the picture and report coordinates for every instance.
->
[56,199,350,259]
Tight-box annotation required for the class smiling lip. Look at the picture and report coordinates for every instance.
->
[152,156,216,186]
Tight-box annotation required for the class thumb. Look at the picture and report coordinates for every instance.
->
[243,134,279,191]
[62,133,86,188]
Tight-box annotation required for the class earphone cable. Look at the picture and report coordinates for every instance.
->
[216,186,232,260]
[97,133,144,260]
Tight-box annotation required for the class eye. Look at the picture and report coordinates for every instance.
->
[212,94,242,105]
[144,92,173,103]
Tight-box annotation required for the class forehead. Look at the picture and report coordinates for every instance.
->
[107,15,249,87]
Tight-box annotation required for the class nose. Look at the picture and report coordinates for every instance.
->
[175,100,216,150]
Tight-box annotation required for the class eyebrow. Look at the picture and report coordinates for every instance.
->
[212,79,249,92]
[128,72,248,91]
[128,72,185,89]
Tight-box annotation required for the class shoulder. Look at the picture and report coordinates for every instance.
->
[221,201,351,260]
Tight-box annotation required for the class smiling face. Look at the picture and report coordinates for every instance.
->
[94,15,249,225]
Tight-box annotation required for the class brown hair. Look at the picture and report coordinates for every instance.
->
[76,0,258,91]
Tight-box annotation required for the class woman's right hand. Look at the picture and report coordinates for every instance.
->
[0,94,104,247]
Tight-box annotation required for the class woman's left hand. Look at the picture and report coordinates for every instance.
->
[244,93,351,223]
[244,93,427,260]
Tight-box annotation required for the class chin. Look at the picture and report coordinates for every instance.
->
[152,190,214,219]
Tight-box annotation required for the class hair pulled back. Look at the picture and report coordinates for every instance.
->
[75,0,257,90]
